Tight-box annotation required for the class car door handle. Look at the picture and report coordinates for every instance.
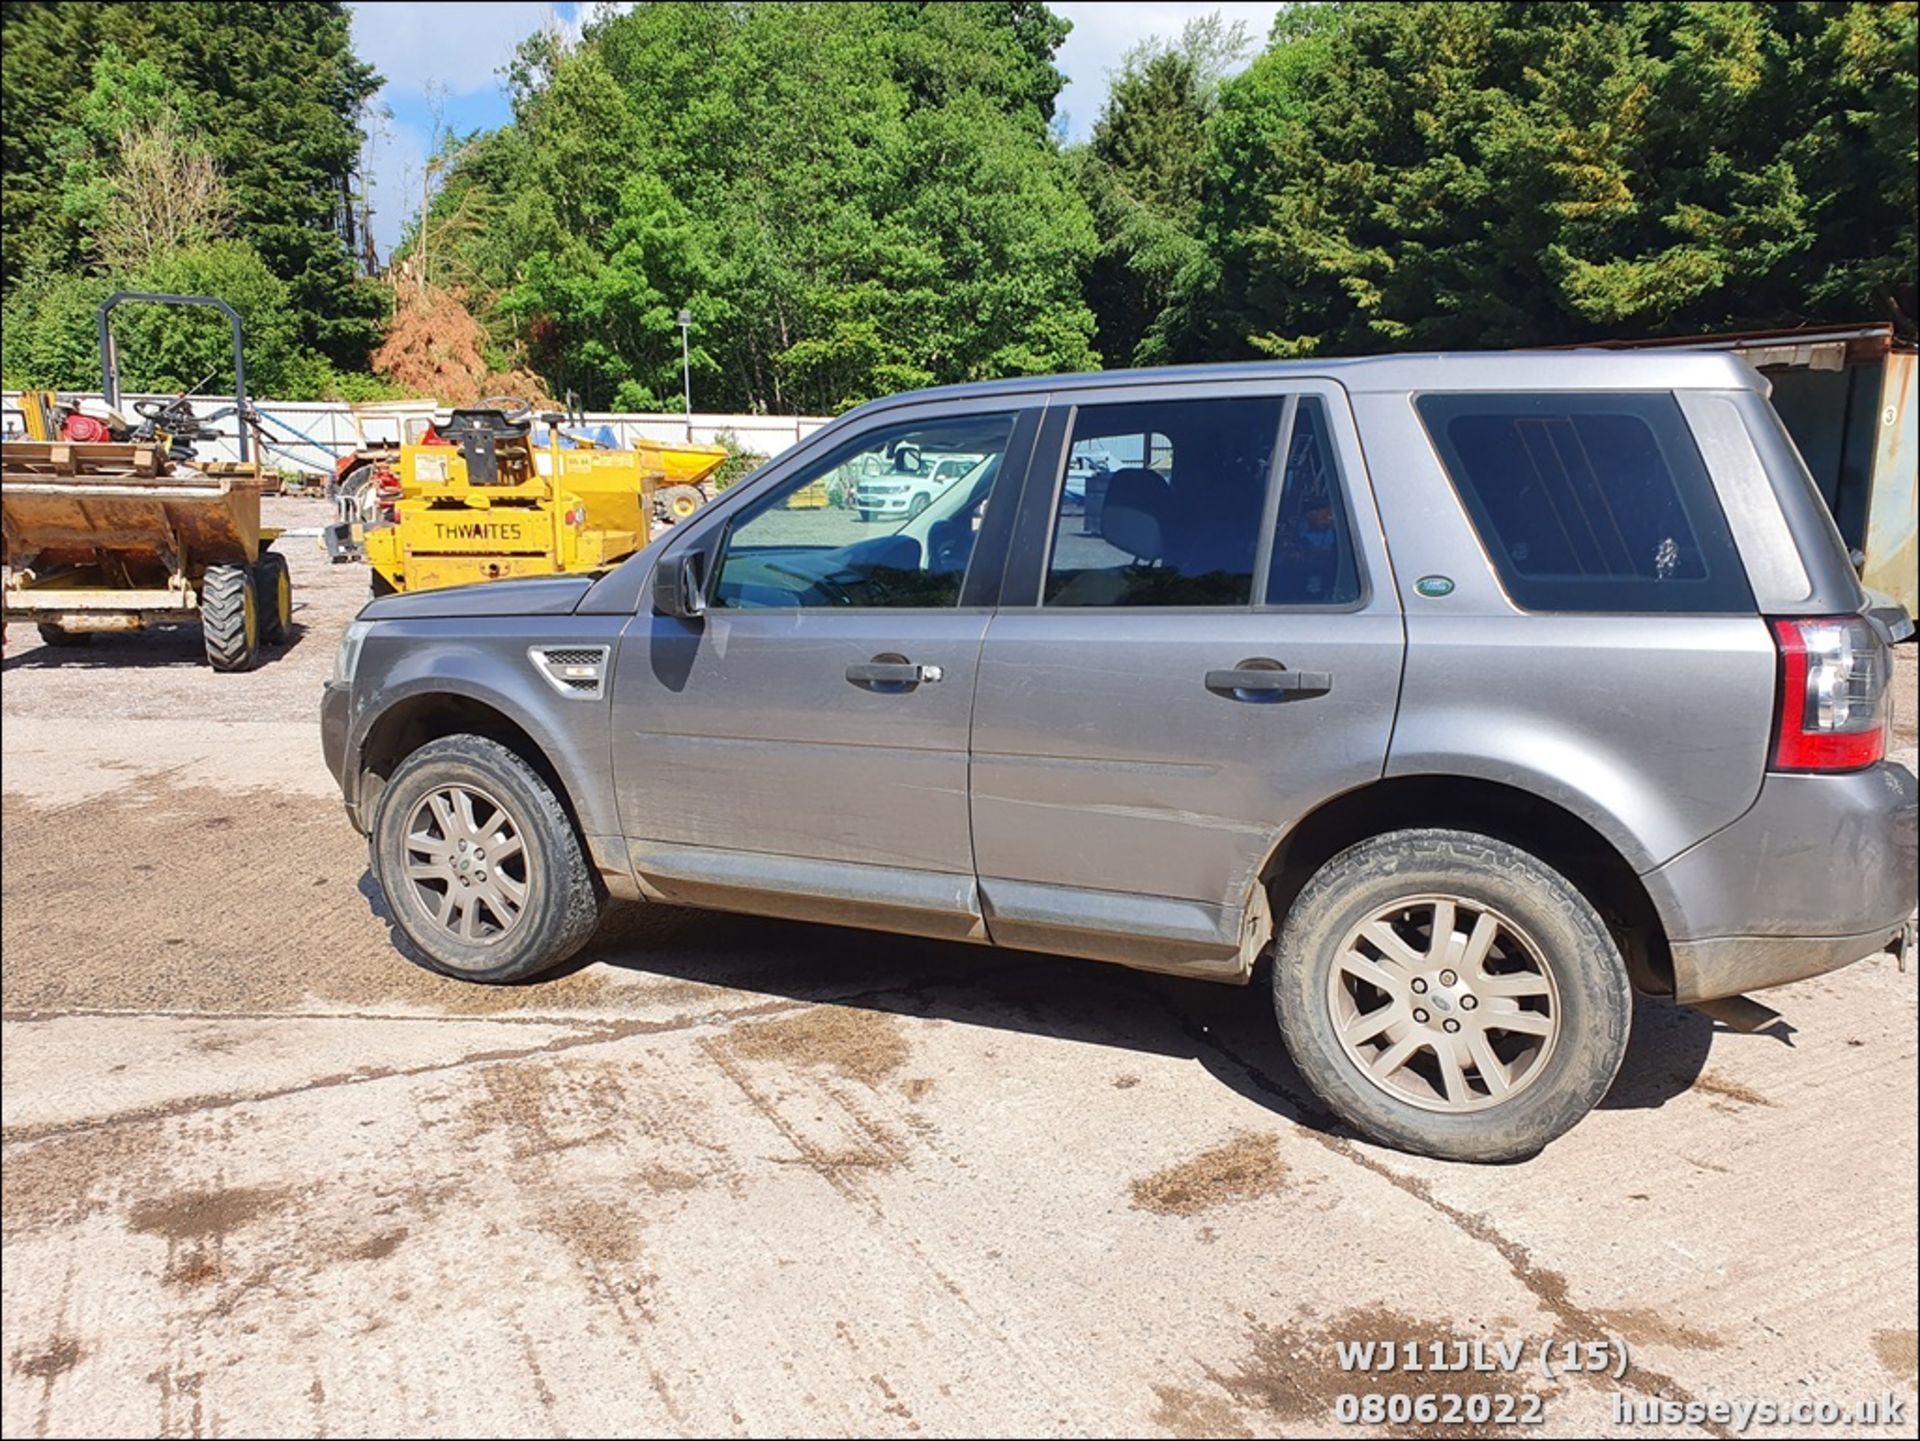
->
[847,659,943,687]
[1205,665,1332,698]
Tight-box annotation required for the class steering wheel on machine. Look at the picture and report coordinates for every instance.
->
[474,395,535,425]
[133,397,200,424]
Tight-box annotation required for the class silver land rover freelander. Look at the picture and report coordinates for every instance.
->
[321,352,1917,1161]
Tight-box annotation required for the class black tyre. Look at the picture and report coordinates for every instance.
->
[661,485,703,521]
[371,570,399,598]
[371,734,604,984]
[906,493,930,519]
[36,623,93,647]
[1272,829,1631,1162]
[858,508,875,523]
[200,563,259,672]
[254,550,292,644]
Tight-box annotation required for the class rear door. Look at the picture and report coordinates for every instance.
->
[968,379,1405,974]
[610,402,1038,941]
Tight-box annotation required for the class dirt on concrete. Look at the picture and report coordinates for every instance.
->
[1129,1132,1287,1216]
[2,501,1916,1438]
[726,1005,911,1085]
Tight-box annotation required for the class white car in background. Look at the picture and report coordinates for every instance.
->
[855,453,981,521]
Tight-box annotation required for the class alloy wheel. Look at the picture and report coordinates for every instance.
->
[1327,894,1560,1112]
[401,784,530,944]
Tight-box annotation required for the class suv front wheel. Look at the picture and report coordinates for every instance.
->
[371,734,604,983]
[1273,829,1631,1162]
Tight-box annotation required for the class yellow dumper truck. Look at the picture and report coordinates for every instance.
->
[354,402,727,596]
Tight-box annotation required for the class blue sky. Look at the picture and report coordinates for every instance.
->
[347,2,1285,258]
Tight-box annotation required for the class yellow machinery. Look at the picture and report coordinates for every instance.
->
[14,390,59,440]
[362,402,727,594]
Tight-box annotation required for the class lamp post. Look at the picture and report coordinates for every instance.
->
[676,307,693,440]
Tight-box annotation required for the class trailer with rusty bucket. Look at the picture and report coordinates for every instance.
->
[0,289,293,670]
[1,440,289,670]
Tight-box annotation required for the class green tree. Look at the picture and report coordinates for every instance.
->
[431,1,1097,412]
[1177,2,1918,357]
[1,2,385,367]
[1077,15,1253,366]
[3,240,312,396]
[49,45,232,271]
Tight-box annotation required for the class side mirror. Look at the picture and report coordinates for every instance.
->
[653,548,708,618]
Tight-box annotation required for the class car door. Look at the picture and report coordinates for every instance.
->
[610,402,1039,942]
[968,379,1405,975]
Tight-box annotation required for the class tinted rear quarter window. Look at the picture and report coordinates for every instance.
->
[1417,393,1753,613]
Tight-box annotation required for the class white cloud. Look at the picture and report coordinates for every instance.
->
[349,2,557,98]
[1053,1,1288,141]
[351,3,570,258]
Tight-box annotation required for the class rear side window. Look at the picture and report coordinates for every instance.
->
[1267,397,1362,606]
[1045,396,1284,607]
[1417,393,1752,613]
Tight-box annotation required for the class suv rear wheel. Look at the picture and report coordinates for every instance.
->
[371,735,604,983]
[1272,829,1630,1162]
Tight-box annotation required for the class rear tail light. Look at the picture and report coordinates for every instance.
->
[1770,616,1889,772]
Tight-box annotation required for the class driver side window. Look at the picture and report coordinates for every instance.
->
[711,412,1016,609]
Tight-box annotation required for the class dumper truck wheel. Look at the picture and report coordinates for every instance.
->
[36,624,93,648]
[661,485,703,521]
[371,571,398,598]
[371,734,605,984]
[255,551,292,644]
[1272,829,1631,1163]
[200,563,260,672]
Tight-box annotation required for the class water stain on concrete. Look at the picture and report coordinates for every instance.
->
[1130,1132,1286,1217]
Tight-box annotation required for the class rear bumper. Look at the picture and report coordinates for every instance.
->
[1646,761,1918,1002]
[1670,928,1909,1005]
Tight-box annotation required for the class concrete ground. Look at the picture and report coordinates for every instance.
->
[3,498,1915,1438]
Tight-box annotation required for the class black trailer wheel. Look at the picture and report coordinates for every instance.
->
[660,485,704,521]
[255,551,292,644]
[201,563,260,671]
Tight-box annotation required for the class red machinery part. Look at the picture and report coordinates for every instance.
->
[61,413,114,444]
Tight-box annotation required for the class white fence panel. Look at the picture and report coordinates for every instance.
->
[2,392,833,475]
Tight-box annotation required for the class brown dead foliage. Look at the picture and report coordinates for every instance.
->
[371,281,548,407]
